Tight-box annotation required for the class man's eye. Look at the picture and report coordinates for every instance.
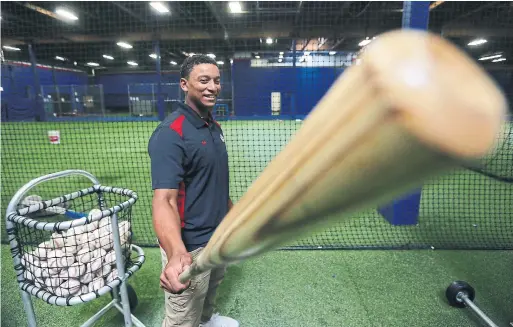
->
[200,80,208,83]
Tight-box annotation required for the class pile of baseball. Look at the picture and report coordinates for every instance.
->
[21,209,131,297]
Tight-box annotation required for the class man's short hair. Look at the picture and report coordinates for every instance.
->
[180,55,218,79]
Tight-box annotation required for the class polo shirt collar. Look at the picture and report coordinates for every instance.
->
[176,102,213,129]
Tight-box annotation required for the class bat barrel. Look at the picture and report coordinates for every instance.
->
[177,29,508,283]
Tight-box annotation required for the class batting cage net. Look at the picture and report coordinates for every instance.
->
[1,2,512,250]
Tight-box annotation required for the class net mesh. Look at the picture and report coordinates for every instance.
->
[8,187,133,299]
[1,2,512,250]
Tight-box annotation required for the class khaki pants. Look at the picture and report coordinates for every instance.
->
[160,246,226,327]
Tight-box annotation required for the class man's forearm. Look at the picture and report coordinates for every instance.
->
[152,198,187,259]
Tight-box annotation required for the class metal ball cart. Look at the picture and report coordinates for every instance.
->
[5,170,147,327]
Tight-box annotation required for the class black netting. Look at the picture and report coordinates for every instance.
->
[1,2,512,250]
[9,189,133,299]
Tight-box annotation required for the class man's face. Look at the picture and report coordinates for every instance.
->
[180,63,221,111]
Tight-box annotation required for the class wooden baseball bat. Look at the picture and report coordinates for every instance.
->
[178,29,507,283]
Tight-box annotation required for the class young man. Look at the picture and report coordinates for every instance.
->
[148,55,239,327]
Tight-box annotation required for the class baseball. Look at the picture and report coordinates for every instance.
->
[88,276,105,292]
[61,279,81,296]
[106,269,119,283]
[96,264,112,278]
[59,253,75,267]
[66,262,86,278]
[76,247,94,264]
[45,276,67,288]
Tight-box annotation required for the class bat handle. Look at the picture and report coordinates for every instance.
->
[178,261,203,284]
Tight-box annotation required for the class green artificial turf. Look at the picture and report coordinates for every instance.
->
[2,245,512,327]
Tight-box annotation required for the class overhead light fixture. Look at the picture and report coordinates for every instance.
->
[278,58,283,63]
[468,39,487,46]
[3,45,21,51]
[87,62,99,67]
[149,53,158,59]
[229,2,242,14]
[478,54,502,61]
[266,37,273,45]
[358,37,372,47]
[279,51,284,55]
[103,54,114,60]
[329,51,336,55]
[492,58,506,62]
[255,55,260,59]
[73,61,77,66]
[55,8,78,21]
[217,61,224,65]
[55,56,66,61]
[127,61,138,66]
[117,41,133,49]
[150,2,170,14]
[207,53,216,59]
[170,61,177,65]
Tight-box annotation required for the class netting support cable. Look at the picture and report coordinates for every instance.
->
[28,43,46,122]
[153,38,166,121]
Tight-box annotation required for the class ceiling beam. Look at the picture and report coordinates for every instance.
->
[442,26,513,38]
[5,24,394,45]
[206,1,235,53]
[110,2,146,24]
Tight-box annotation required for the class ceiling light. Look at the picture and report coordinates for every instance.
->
[170,61,177,65]
[87,62,99,67]
[55,8,78,21]
[229,2,242,14]
[149,53,158,59]
[103,54,114,60]
[207,53,216,59]
[127,61,138,66]
[3,45,21,51]
[55,56,66,61]
[279,51,284,55]
[492,58,506,62]
[266,38,273,44]
[329,51,336,55]
[279,54,283,59]
[278,58,282,63]
[468,39,487,46]
[358,37,372,47]
[217,61,224,65]
[478,54,502,61]
[150,2,170,14]
[117,41,133,49]
[73,61,77,66]
[255,55,260,59]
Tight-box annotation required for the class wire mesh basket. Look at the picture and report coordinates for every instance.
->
[5,170,146,327]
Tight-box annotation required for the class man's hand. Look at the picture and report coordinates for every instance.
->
[160,252,193,293]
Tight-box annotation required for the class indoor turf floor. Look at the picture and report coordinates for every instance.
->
[2,245,512,327]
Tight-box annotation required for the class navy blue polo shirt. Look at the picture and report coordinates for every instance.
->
[148,102,230,251]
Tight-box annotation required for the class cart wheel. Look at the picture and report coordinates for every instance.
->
[446,280,475,308]
[111,283,138,311]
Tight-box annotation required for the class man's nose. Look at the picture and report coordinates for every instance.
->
[206,80,217,92]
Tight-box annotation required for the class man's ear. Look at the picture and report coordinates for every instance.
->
[180,78,188,92]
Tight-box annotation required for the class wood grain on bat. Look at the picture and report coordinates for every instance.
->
[178,29,507,283]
